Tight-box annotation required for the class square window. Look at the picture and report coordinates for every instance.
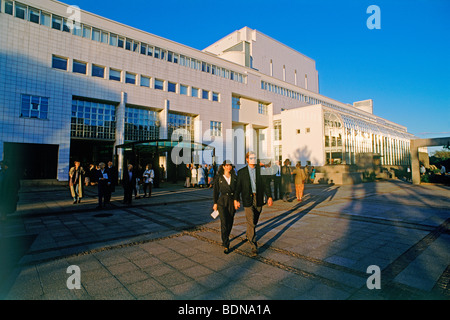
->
[140,76,150,87]
[202,90,209,100]
[52,15,62,30]
[92,28,101,41]
[73,60,87,74]
[92,65,105,78]
[109,33,118,46]
[4,0,13,15]
[52,55,67,70]
[191,87,199,98]
[212,92,219,102]
[168,82,176,92]
[40,11,50,27]
[15,2,26,19]
[29,7,40,24]
[109,69,121,81]
[154,79,164,90]
[180,85,188,95]
[125,72,136,84]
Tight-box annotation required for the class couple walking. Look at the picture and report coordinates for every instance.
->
[213,151,273,255]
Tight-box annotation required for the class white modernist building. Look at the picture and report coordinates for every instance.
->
[0,0,415,182]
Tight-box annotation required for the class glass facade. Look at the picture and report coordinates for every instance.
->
[168,112,194,142]
[71,99,116,140]
[124,107,159,141]
[324,111,411,166]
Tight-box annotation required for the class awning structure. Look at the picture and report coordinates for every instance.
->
[114,139,215,154]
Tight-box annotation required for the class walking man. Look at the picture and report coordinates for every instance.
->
[234,151,273,255]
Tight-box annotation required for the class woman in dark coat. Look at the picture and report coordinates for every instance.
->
[0,161,21,221]
[213,160,237,254]
[281,159,293,201]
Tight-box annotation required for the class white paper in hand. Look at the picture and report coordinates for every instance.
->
[211,210,219,219]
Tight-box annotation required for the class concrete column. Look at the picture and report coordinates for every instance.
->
[159,99,169,140]
[114,92,126,180]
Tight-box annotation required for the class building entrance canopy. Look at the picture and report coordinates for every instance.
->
[115,139,215,155]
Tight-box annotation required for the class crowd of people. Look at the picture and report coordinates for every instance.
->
[68,160,165,209]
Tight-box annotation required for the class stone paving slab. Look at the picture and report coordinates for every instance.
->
[0,180,449,300]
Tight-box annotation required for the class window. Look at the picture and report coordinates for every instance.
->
[109,33,117,46]
[109,68,121,81]
[21,95,48,119]
[14,2,26,19]
[191,87,199,98]
[258,103,268,115]
[4,0,13,15]
[154,79,164,90]
[232,96,240,109]
[202,89,209,100]
[72,22,81,36]
[180,85,188,95]
[125,72,136,84]
[61,18,70,32]
[125,38,132,50]
[40,11,50,27]
[210,121,222,137]
[154,47,160,59]
[212,92,219,102]
[92,28,101,41]
[71,99,116,140]
[140,44,147,55]
[117,37,124,48]
[296,129,301,134]
[52,15,62,30]
[125,107,159,141]
[101,31,108,43]
[274,120,282,141]
[28,7,40,24]
[147,46,153,57]
[306,128,311,133]
[167,51,173,62]
[52,55,67,70]
[173,54,179,64]
[140,75,150,87]
[72,60,87,74]
[92,65,105,78]
[168,82,176,93]
[82,25,91,39]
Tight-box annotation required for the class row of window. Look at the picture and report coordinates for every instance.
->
[1,0,246,84]
[232,97,268,115]
[52,55,220,102]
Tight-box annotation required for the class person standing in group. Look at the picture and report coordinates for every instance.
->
[184,164,191,188]
[310,166,316,184]
[96,162,110,209]
[142,163,154,198]
[272,161,281,201]
[69,160,85,204]
[197,164,206,187]
[208,165,215,188]
[213,160,237,254]
[234,151,273,255]
[292,161,307,202]
[281,159,293,202]
[122,164,137,205]
[105,160,118,205]
[191,164,197,187]
[0,161,20,221]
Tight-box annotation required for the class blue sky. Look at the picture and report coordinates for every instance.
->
[70,0,450,151]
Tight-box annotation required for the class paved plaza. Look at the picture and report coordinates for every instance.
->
[0,180,449,300]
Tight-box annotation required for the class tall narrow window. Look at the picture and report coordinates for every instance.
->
[270,59,273,76]
[283,65,286,81]
[305,74,308,90]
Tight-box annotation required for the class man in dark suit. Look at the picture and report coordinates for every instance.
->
[105,160,118,204]
[96,162,110,209]
[122,164,136,205]
[234,151,273,255]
